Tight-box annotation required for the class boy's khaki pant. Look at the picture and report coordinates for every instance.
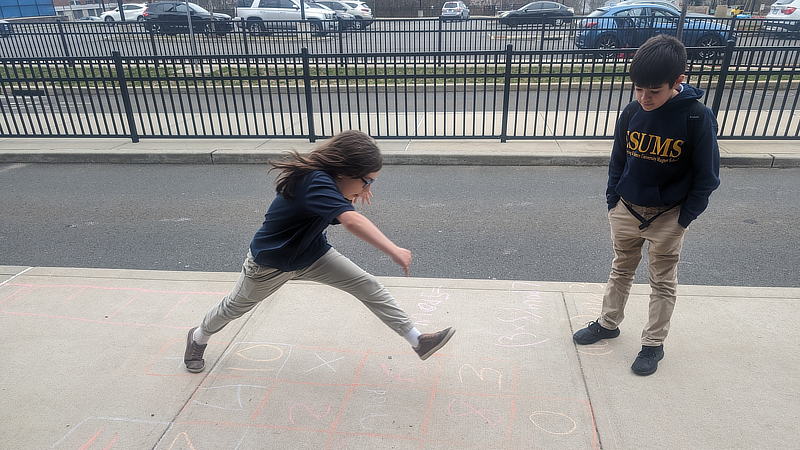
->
[598,201,686,346]
[201,248,415,337]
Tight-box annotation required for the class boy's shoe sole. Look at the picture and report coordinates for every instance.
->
[414,327,456,360]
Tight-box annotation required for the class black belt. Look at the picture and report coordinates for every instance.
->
[621,198,684,230]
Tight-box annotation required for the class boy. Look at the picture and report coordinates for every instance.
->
[572,35,720,376]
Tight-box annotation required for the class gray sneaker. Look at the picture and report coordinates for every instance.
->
[184,326,207,373]
[414,327,455,360]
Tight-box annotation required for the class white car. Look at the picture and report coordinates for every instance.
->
[100,3,148,22]
[314,0,373,28]
[765,0,800,35]
[236,0,337,35]
[341,1,373,20]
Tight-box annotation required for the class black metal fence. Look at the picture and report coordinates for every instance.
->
[2,43,798,141]
[1,17,799,58]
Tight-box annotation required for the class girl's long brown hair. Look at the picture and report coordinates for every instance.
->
[269,130,383,200]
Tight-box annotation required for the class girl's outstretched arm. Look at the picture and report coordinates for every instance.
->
[337,210,411,276]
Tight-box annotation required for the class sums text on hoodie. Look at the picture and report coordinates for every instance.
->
[606,84,721,228]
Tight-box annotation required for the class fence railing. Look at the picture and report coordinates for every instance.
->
[1,17,799,58]
[2,43,798,141]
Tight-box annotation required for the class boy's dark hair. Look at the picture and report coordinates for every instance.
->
[270,130,382,200]
[629,35,687,88]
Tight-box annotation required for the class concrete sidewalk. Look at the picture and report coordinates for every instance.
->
[1,265,798,449]
[1,137,799,167]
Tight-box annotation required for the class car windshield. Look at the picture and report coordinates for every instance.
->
[589,8,608,16]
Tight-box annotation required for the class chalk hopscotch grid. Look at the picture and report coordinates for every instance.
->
[164,344,599,449]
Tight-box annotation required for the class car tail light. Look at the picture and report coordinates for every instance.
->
[783,6,797,14]
[582,20,598,28]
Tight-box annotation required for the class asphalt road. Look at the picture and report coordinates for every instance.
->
[1,163,798,287]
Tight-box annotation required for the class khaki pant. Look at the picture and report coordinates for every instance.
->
[598,201,686,346]
[201,248,414,337]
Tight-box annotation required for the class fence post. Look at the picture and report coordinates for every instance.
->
[438,17,444,54]
[149,28,159,57]
[56,20,72,60]
[338,18,344,54]
[242,23,250,56]
[301,47,317,143]
[113,51,140,143]
[710,39,735,117]
[500,43,513,143]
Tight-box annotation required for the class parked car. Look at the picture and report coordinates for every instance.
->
[78,15,104,21]
[143,1,233,35]
[306,2,353,28]
[314,0,373,28]
[764,0,800,35]
[0,19,11,37]
[498,1,574,27]
[440,1,470,21]
[574,4,735,59]
[236,0,337,35]
[340,1,373,23]
[100,3,148,22]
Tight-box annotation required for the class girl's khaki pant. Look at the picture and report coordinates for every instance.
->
[598,201,686,346]
[201,248,414,337]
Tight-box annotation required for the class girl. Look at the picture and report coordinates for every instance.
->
[184,130,455,373]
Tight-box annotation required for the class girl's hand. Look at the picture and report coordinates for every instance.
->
[392,247,412,277]
[352,190,373,205]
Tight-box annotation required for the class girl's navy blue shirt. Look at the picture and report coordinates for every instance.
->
[250,171,355,271]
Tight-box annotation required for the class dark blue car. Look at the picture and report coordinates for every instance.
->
[574,4,735,59]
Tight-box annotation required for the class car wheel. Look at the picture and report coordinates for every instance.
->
[247,20,264,35]
[508,18,519,27]
[310,20,326,36]
[202,23,214,35]
[150,23,163,35]
[554,18,564,26]
[597,33,620,49]
[104,16,115,26]
[695,33,722,60]
[354,19,364,30]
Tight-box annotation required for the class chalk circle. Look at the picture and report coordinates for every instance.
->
[235,344,284,362]
[529,411,577,435]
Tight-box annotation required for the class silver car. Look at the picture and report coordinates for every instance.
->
[440,1,470,21]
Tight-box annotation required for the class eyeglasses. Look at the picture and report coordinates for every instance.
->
[360,177,376,189]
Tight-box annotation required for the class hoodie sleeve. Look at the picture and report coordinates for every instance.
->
[607,103,634,209]
[678,107,721,228]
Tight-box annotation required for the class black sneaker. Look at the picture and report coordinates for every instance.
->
[631,345,664,376]
[414,327,455,360]
[573,320,620,345]
[184,326,207,373]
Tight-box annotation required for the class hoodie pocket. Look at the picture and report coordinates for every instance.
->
[616,176,665,207]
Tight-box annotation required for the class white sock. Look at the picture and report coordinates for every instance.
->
[403,327,422,348]
[193,327,210,345]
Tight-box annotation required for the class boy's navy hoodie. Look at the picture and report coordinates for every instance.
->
[607,83,720,228]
